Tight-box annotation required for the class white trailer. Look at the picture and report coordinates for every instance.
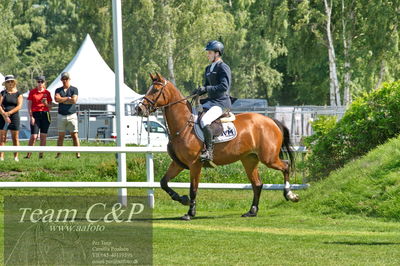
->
[79,113,168,146]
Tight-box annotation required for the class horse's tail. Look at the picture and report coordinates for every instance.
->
[272,119,294,172]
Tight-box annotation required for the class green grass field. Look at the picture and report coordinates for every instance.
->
[0,139,399,265]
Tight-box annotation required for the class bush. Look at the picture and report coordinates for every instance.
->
[305,81,400,180]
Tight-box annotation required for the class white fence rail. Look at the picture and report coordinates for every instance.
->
[0,146,167,153]
[0,182,307,190]
[0,146,309,208]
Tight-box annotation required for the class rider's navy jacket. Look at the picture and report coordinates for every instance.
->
[202,60,232,110]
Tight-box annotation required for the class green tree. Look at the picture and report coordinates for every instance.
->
[0,0,19,73]
[1,0,399,106]
[122,0,235,94]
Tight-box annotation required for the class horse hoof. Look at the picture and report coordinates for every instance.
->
[181,214,192,221]
[180,195,190,206]
[291,194,300,202]
[241,212,257,217]
[241,206,258,217]
[284,190,300,202]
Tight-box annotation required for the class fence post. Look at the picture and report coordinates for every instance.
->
[87,109,91,141]
[146,152,155,208]
[291,108,295,143]
[112,0,127,206]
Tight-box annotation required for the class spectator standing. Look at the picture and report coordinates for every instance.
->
[54,72,80,158]
[25,76,53,159]
[0,75,23,161]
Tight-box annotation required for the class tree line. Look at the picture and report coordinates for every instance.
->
[0,0,399,106]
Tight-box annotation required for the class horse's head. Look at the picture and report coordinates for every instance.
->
[136,72,171,116]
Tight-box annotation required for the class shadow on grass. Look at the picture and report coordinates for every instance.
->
[68,214,238,222]
[150,216,217,221]
[324,241,400,246]
[150,213,243,221]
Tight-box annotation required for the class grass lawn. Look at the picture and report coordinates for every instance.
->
[0,140,399,265]
[151,189,400,265]
[0,188,398,265]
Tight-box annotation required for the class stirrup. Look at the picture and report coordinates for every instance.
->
[200,150,213,162]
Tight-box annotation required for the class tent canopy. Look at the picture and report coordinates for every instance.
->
[0,73,4,91]
[44,34,142,104]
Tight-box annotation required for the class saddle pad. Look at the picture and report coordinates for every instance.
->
[192,107,237,144]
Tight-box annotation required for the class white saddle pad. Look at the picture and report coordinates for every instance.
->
[192,107,237,144]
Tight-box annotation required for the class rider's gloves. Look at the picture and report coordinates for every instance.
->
[192,86,206,96]
[193,86,207,96]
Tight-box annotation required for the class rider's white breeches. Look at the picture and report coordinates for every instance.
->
[200,106,223,128]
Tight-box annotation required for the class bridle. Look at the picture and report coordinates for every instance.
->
[141,80,168,113]
[138,79,197,139]
[140,79,195,114]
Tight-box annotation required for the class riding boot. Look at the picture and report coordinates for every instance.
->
[200,125,214,162]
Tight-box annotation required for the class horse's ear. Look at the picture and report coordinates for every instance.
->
[155,72,163,81]
[149,73,156,81]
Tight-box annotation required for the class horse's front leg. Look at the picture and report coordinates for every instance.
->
[181,164,202,221]
[160,161,190,205]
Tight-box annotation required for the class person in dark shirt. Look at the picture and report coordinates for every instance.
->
[54,72,80,158]
[0,75,23,161]
[192,40,232,162]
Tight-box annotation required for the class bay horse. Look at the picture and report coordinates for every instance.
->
[136,73,299,220]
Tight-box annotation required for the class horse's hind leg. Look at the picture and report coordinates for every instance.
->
[241,155,263,217]
[160,161,189,205]
[265,158,299,202]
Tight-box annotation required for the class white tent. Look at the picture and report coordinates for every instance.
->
[0,73,4,91]
[44,34,141,104]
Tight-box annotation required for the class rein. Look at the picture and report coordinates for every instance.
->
[162,96,197,140]
[159,94,196,109]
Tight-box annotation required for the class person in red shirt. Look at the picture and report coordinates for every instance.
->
[25,76,53,159]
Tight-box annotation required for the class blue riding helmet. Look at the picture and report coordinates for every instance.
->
[205,40,224,56]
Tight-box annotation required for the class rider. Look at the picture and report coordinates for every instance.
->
[193,40,232,162]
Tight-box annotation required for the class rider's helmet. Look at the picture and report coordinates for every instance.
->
[205,40,224,56]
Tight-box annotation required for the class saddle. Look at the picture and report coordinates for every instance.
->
[192,107,237,144]
[197,111,236,137]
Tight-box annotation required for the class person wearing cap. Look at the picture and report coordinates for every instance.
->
[54,72,80,158]
[0,75,23,161]
[191,40,232,162]
[25,76,53,159]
